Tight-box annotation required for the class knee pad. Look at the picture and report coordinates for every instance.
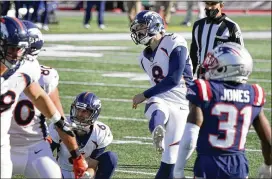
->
[96,151,118,179]
[148,110,166,133]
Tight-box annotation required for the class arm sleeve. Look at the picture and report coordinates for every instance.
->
[48,123,61,143]
[90,147,106,159]
[231,24,244,47]
[190,23,199,75]
[143,46,187,98]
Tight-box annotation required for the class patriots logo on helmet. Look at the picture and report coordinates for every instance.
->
[202,52,219,69]
[217,46,241,57]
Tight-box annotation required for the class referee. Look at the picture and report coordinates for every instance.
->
[190,1,244,77]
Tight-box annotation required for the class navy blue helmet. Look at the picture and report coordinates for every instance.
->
[130,10,165,45]
[70,92,102,133]
[22,20,44,56]
[0,16,29,72]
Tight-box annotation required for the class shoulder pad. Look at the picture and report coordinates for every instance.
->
[93,122,113,149]
[252,84,266,106]
[39,65,59,94]
[194,79,213,101]
[18,58,41,83]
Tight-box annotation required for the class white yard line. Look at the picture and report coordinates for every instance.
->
[59,80,149,89]
[255,59,272,63]
[43,32,271,41]
[63,113,147,122]
[112,139,261,152]
[116,169,195,178]
[115,169,156,176]
[61,96,271,112]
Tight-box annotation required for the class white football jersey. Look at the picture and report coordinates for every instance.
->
[1,58,41,146]
[49,120,113,171]
[9,65,59,147]
[138,33,192,106]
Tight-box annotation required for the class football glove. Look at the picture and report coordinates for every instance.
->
[54,117,75,137]
[258,164,272,178]
[73,155,88,179]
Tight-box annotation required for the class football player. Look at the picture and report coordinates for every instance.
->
[49,92,118,179]
[0,16,87,178]
[174,42,271,178]
[8,20,65,178]
[130,10,193,178]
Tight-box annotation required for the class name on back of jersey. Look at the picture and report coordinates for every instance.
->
[220,89,250,103]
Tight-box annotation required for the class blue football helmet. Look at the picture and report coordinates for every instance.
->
[22,20,44,56]
[130,10,165,45]
[70,92,102,133]
[0,16,29,73]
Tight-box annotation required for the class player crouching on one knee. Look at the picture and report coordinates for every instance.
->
[49,92,118,179]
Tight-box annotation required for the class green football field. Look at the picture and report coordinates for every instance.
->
[37,37,271,178]
[14,14,271,179]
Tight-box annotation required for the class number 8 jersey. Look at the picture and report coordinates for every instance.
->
[138,33,193,106]
[8,65,59,147]
[186,79,266,155]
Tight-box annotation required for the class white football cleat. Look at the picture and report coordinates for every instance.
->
[84,24,90,29]
[258,164,272,178]
[42,25,49,31]
[152,125,165,154]
[99,24,106,30]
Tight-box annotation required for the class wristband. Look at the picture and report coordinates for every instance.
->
[49,111,61,124]
[70,148,81,159]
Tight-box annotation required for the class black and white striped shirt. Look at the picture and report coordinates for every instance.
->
[190,13,244,74]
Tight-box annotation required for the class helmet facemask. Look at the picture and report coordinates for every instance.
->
[0,39,28,74]
[130,22,153,45]
[70,101,100,135]
[203,44,252,83]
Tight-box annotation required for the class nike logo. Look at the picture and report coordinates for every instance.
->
[34,149,42,154]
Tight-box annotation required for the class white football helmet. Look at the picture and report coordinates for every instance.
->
[202,42,253,83]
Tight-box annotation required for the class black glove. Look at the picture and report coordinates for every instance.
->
[54,117,75,137]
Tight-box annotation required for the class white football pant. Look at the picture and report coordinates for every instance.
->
[61,169,75,179]
[1,140,13,178]
[11,140,62,178]
[145,97,189,164]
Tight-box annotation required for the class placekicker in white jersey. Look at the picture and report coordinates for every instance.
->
[138,33,192,107]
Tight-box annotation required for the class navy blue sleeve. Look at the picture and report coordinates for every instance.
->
[143,46,187,98]
[90,147,106,159]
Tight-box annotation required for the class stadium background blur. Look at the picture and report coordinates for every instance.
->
[1,1,271,178]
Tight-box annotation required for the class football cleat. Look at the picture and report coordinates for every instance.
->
[152,125,165,154]
[258,164,272,178]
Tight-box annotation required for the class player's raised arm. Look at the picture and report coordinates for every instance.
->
[252,109,272,178]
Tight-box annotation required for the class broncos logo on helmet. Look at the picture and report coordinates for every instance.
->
[202,42,253,83]
[70,92,102,134]
[0,16,30,75]
[22,20,44,56]
[130,10,165,45]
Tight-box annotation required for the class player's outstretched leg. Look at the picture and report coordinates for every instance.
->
[95,151,118,179]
